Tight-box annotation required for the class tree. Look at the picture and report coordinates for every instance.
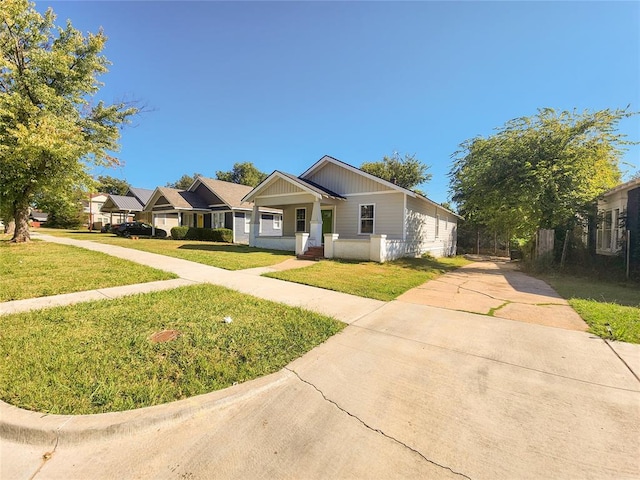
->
[360,152,431,191]
[95,175,130,195]
[0,0,137,242]
[216,162,267,187]
[165,173,200,190]
[450,108,635,247]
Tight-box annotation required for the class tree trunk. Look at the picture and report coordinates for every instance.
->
[11,198,31,243]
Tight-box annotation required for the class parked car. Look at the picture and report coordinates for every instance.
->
[113,222,166,238]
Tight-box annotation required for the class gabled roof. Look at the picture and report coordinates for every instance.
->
[127,187,154,206]
[301,155,462,219]
[101,195,144,212]
[193,177,254,209]
[241,170,346,203]
[147,187,210,211]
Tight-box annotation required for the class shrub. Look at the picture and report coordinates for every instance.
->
[170,226,189,240]
[170,226,233,243]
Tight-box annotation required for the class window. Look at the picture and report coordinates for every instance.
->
[296,208,306,232]
[244,213,250,233]
[435,214,440,239]
[212,212,225,229]
[359,204,374,234]
[273,214,282,230]
[603,209,612,251]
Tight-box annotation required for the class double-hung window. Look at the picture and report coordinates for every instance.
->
[273,215,282,230]
[359,204,374,234]
[295,208,306,232]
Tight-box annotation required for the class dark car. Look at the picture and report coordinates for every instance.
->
[113,222,166,238]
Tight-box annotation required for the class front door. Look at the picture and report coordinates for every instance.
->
[321,209,333,243]
[197,214,204,228]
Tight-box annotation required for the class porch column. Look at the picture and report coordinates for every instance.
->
[309,199,322,247]
[249,205,260,247]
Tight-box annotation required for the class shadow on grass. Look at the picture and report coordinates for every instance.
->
[177,243,294,256]
[326,256,466,273]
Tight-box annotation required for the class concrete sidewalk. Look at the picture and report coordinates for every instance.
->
[2,234,639,479]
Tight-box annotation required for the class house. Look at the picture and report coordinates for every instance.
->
[144,176,282,243]
[596,178,640,260]
[100,187,154,224]
[84,193,110,229]
[242,155,460,262]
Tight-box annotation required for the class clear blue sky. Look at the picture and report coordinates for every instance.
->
[40,1,639,204]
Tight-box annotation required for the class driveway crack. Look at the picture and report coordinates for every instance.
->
[285,367,472,480]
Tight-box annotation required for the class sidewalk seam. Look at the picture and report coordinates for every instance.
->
[285,367,472,480]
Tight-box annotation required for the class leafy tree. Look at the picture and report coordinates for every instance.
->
[165,173,200,190]
[216,162,267,187]
[95,175,130,195]
[360,152,431,191]
[0,0,137,242]
[450,108,635,248]
[36,188,86,229]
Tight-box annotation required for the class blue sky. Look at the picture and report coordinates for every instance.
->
[40,1,639,204]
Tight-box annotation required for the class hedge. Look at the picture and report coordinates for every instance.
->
[170,226,233,242]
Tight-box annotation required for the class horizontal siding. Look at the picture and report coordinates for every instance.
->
[335,192,404,239]
[405,196,457,257]
[281,204,312,236]
[305,162,391,195]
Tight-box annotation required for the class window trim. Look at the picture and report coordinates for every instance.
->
[295,208,306,233]
[358,203,375,235]
[244,213,250,233]
[273,214,282,230]
[435,214,440,239]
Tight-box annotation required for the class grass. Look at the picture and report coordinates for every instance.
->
[264,255,472,301]
[541,274,640,344]
[0,239,176,302]
[0,284,345,414]
[36,228,294,270]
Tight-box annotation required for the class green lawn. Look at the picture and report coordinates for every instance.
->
[264,255,472,301]
[0,284,345,414]
[36,228,293,270]
[0,239,176,302]
[541,274,640,344]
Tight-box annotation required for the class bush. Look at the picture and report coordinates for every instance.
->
[170,226,189,240]
[170,227,233,243]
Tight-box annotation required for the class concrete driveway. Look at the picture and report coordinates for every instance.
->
[398,260,589,331]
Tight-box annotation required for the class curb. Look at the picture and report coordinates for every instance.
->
[0,370,291,446]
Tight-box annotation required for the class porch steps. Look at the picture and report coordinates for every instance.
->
[296,246,324,261]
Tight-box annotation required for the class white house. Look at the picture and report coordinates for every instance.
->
[242,155,460,262]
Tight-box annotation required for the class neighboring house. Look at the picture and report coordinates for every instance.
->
[596,178,640,258]
[29,210,48,225]
[84,193,110,229]
[100,187,154,224]
[144,177,282,243]
[242,155,460,262]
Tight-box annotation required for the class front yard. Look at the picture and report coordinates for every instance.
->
[36,228,294,270]
[264,255,472,301]
[0,284,344,414]
[0,238,176,301]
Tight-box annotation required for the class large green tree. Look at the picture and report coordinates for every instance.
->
[449,108,635,244]
[360,152,431,191]
[216,162,267,187]
[95,175,130,195]
[165,172,201,190]
[0,0,136,242]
